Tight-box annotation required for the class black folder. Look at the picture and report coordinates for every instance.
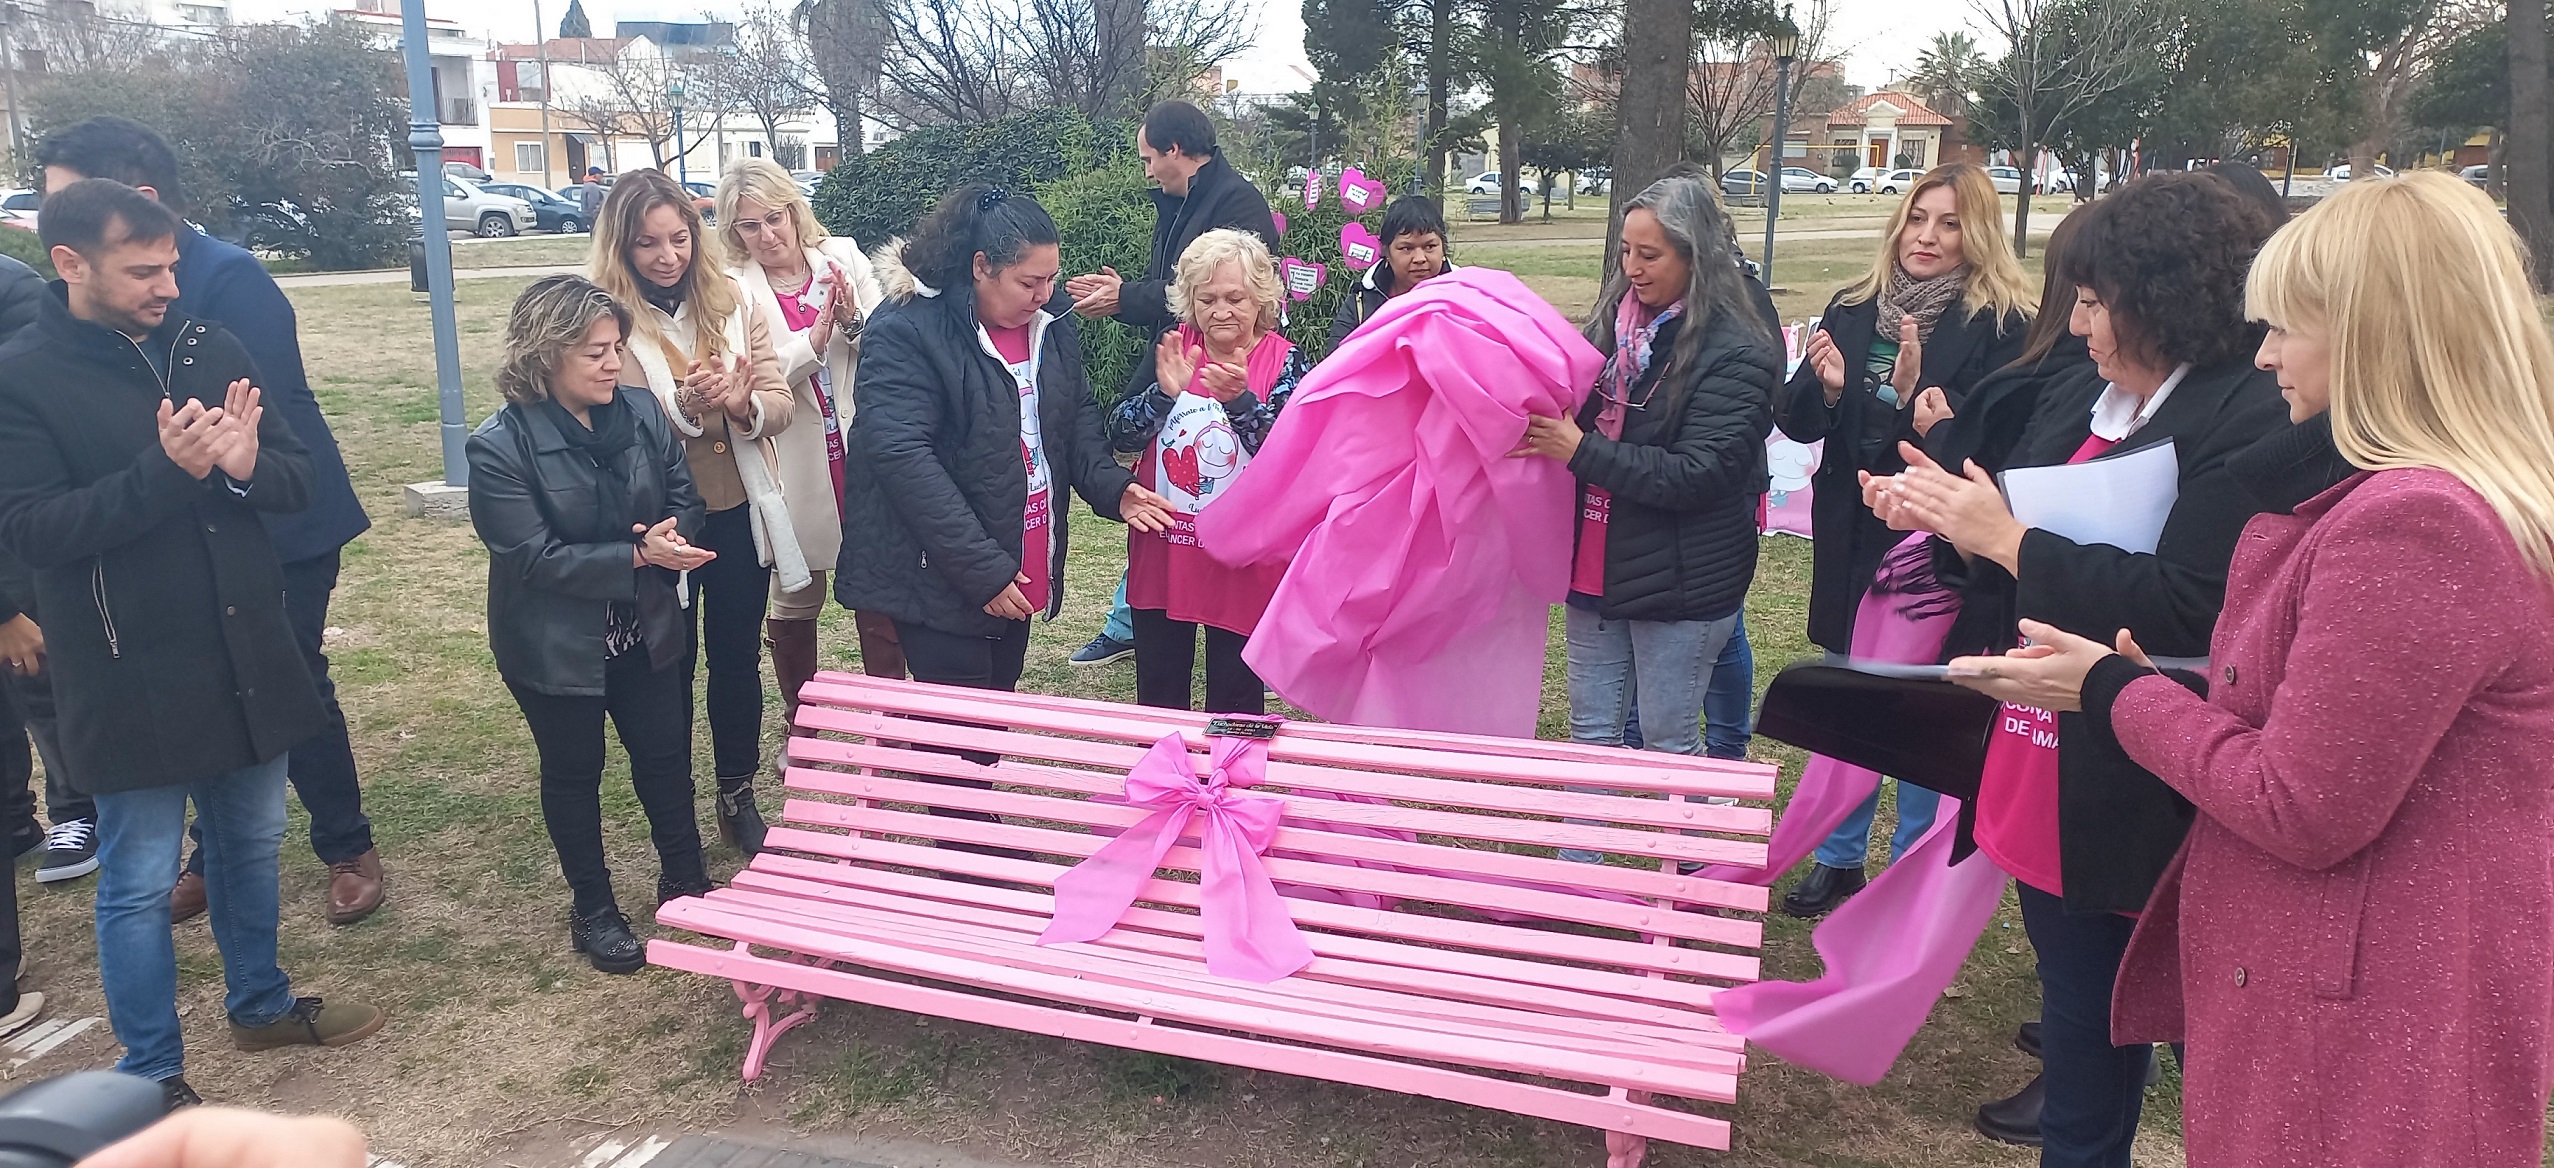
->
[1754,661,2000,803]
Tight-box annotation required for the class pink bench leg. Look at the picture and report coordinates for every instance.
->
[1604,1089,1650,1168]
[729,945,827,1082]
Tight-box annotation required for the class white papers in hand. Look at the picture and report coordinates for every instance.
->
[1999,439,2180,555]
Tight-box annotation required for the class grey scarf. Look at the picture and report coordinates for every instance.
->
[1876,263,1969,343]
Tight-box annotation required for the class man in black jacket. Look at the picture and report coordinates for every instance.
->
[1059,101,1278,665]
[0,251,49,1042]
[0,180,383,1107]
[39,116,385,924]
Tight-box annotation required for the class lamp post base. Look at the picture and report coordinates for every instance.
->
[402,480,471,520]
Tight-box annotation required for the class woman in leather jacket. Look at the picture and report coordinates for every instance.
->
[467,275,713,975]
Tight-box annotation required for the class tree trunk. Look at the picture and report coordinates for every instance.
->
[2011,140,2035,258]
[1500,121,1523,224]
[837,87,865,156]
[1608,0,1693,271]
[1426,0,1453,195]
[2513,0,2553,289]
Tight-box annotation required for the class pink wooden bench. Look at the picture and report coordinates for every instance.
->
[649,673,1776,1166]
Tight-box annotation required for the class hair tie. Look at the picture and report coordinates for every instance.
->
[977,188,1010,212]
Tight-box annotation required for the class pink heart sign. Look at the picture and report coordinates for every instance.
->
[1304,169,1324,210]
[1338,168,1388,216]
[1278,256,1327,302]
[1339,222,1381,269]
[1273,211,1289,235]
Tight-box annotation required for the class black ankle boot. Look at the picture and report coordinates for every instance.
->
[716,778,768,856]
[2017,1019,2042,1059]
[1780,862,1868,919]
[569,906,644,975]
[657,873,715,905]
[1974,1073,2044,1146]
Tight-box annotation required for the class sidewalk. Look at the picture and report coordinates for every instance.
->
[274,263,580,288]
[528,1129,1045,1168]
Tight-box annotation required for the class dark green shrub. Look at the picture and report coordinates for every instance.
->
[0,228,54,279]
[812,108,1132,250]
[1038,158,1155,406]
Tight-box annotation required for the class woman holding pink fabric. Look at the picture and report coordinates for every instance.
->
[1106,229,1307,714]
[1512,171,1777,776]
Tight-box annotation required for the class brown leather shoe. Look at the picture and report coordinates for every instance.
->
[170,871,207,924]
[325,849,384,926]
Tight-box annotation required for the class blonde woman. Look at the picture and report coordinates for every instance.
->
[1947,172,2554,1167]
[716,159,894,732]
[467,276,712,972]
[589,168,796,856]
[1103,228,1307,713]
[1770,160,2036,916]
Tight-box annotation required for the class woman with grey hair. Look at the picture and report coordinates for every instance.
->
[467,274,715,975]
[1512,172,1780,774]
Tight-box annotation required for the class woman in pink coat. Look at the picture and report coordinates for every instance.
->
[1942,171,2554,1167]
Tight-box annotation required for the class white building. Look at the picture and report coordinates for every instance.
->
[486,30,842,191]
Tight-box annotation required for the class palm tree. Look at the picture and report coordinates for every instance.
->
[794,0,891,157]
[1908,30,1984,115]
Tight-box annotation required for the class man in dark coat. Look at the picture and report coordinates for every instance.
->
[38,116,386,925]
[0,179,384,1105]
[1059,100,1278,665]
[0,251,50,1043]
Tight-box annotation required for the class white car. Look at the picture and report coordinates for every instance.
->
[0,188,37,228]
[2324,164,2395,182]
[1847,166,1886,193]
[1874,168,1923,195]
[1986,166,2025,194]
[1465,171,1501,195]
[1782,166,1837,193]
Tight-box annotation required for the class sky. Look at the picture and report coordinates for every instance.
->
[238,0,1981,96]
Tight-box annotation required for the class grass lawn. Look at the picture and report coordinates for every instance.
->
[13,244,2186,1167]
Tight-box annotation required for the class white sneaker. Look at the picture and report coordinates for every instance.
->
[0,991,44,1040]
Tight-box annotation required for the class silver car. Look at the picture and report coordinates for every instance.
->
[440,176,536,237]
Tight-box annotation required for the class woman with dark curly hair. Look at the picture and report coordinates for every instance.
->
[1861,170,2291,1167]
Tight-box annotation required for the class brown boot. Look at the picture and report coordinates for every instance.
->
[765,617,821,725]
[325,849,384,926]
[170,871,207,924]
[852,609,907,680]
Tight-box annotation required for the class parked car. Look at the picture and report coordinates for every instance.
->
[1985,165,2025,194]
[217,199,311,252]
[1874,168,1924,195]
[1576,167,1612,195]
[1464,171,1501,195]
[682,180,720,223]
[1847,166,1886,193]
[400,173,536,237]
[0,187,38,228]
[2323,163,2395,182]
[1782,166,1837,193]
[442,160,494,184]
[1720,168,1767,195]
[481,182,588,233]
[2463,164,2492,187]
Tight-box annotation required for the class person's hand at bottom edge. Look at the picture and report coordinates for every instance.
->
[79,1108,366,1168]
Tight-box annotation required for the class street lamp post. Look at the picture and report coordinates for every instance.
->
[1761,6,1801,286]
[1411,80,1429,191]
[670,76,688,185]
[398,0,469,509]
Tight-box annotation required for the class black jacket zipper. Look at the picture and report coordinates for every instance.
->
[93,330,181,660]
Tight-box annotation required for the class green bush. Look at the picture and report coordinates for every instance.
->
[812,108,1132,250]
[0,228,54,280]
[1037,158,1155,406]
[1267,159,1423,367]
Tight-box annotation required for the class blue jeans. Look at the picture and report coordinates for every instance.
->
[94,757,299,1082]
[1103,576,1134,643]
[1559,605,1740,863]
[1628,613,1755,758]
[1813,778,1942,868]
[2019,882,2154,1168]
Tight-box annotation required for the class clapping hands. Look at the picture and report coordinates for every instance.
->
[156,379,263,482]
[633,516,716,570]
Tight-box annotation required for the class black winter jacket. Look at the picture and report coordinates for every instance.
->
[836,248,1135,637]
[1117,153,1280,399]
[0,288,321,794]
[1567,308,1780,623]
[1773,293,2028,652]
[1932,355,2291,913]
[0,256,44,343]
[466,388,703,696]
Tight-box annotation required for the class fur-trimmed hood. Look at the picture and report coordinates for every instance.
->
[870,237,936,305]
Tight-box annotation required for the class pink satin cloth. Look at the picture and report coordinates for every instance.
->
[1038,733,1315,982]
[1196,268,1600,737]
[1707,532,2013,1083]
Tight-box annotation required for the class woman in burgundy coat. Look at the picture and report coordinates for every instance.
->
[1943,171,2554,1167]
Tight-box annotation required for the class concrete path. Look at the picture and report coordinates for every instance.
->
[534,1129,1043,1168]
[1473,210,2074,250]
[274,263,581,288]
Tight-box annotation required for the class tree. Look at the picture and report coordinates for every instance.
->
[874,0,1027,126]
[795,0,891,155]
[1607,0,1693,266]
[2517,0,2554,288]
[590,44,679,165]
[560,0,594,38]
[1974,0,2162,253]
[722,5,821,162]
[1304,0,1396,151]
[1520,108,1610,216]
[1467,0,1576,223]
[1687,1,1785,181]
[1908,30,1986,115]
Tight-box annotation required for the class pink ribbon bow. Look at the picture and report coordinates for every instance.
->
[1038,732,1314,982]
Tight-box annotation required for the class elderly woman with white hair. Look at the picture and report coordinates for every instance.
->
[1105,227,1308,714]
[716,157,892,725]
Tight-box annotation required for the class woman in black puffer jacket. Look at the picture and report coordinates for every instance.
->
[1514,170,1777,773]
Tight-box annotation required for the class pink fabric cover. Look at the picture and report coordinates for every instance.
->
[1196,268,1600,737]
[1039,732,1314,983]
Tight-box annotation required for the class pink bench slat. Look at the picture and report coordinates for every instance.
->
[648,937,1736,1151]
[790,740,1770,869]
[742,855,1736,1018]
[780,773,1772,915]
[657,900,1741,1100]
[794,707,1773,836]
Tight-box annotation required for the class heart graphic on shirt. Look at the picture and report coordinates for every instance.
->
[1160,441,1207,498]
[1338,168,1388,216]
[1339,223,1382,269]
[1278,257,1327,301]
[1272,210,1289,236]
[1304,169,1323,210]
